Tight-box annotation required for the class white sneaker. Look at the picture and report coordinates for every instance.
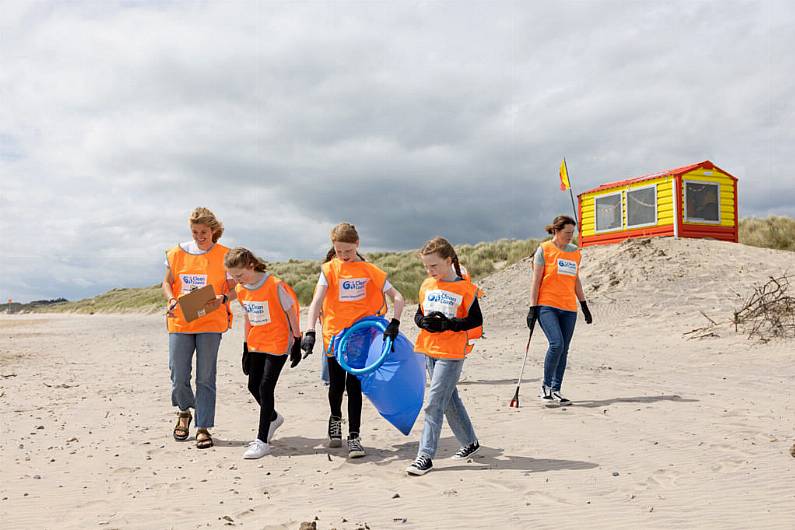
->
[551,391,572,406]
[243,439,271,459]
[267,412,284,442]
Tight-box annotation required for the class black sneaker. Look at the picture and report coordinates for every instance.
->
[452,441,480,460]
[539,385,553,402]
[328,415,342,448]
[406,454,433,476]
[551,391,572,406]
[347,434,366,458]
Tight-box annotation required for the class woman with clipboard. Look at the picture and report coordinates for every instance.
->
[162,207,235,449]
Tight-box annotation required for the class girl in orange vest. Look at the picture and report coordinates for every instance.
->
[301,223,405,458]
[527,215,593,407]
[225,248,303,460]
[162,207,234,449]
[406,237,482,476]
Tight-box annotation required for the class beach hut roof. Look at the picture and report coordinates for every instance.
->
[579,160,738,196]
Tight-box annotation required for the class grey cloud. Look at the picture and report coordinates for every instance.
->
[1,1,794,301]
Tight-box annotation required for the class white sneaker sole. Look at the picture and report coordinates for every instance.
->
[243,446,271,459]
[406,465,432,476]
[452,446,480,460]
[348,448,366,458]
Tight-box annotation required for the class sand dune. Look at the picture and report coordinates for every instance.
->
[2,238,794,529]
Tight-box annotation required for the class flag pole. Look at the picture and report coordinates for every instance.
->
[563,158,579,225]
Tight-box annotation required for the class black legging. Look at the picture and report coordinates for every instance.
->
[247,352,287,443]
[327,356,362,435]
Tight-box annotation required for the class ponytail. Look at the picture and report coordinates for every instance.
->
[451,253,463,279]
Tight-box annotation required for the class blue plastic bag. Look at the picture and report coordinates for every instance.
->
[330,317,425,435]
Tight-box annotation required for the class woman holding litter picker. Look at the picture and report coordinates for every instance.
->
[527,215,592,407]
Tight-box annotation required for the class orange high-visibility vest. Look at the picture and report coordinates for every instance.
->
[537,241,581,312]
[414,277,479,360]
[236,275,299,355]
[320,259,387,354]
[166,243,232,333]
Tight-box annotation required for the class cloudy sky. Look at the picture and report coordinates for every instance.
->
[1,1,793,302]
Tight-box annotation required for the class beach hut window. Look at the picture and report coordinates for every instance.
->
[684,181,720,223]
[595,192,623,232]
[626,185,657,228]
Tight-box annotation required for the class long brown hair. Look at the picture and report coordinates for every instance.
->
[419,236,462,278]
[224,247,268,272]
[545,215,576,235]
[324,222,366,262]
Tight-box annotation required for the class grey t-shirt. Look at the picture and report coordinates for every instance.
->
[242,271,294,311]
[534,243,579,266]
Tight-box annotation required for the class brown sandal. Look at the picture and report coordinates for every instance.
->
[173,411,192,441]
[196,428,214,449]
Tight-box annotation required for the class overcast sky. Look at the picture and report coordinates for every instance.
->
[1,1,793,302]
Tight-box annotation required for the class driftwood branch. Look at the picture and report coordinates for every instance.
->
[734,274,795,342]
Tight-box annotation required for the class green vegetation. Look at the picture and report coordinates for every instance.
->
[17,215,792,315]
[25,286,165,314]
[18,237,542,314]
[739,216,795,252]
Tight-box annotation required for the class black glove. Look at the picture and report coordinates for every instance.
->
[301,330,316,359]
[526,306,539,330]
[420,311,451,333]
[580,300,593,324]
[290,336,302,368]
[383,318,400,351]
[241,342,250,376]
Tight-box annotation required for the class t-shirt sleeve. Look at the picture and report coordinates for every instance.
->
[277,283,294,311]
[383,279,392,293]
[317,272,328,287]
[533,247,545,267]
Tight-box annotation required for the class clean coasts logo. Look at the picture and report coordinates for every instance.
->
[179,274,207,295]
[423,289,463,318]
[339,278,368,302]
[243,301,271,326]
[557,258,577,276]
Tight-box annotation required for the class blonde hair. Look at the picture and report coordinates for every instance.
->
[420,236,463,278]
[189,207,224,242]
[224,247,268,272]
[325,222,364,262]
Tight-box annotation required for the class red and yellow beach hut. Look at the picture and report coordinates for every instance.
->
[577,160,738,247]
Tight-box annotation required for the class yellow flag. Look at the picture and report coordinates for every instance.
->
[559,159,570,191]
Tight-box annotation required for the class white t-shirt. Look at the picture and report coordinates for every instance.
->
[165,241,233,280]
[317,271,392,292]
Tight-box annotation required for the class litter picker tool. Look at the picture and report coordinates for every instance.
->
[509,324,536,408]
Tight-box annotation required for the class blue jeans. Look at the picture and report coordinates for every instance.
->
[418,357,477,459]
[168,332,222,429]
[538,306,577,391]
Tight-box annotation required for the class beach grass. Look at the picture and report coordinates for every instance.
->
[11,215,793,314]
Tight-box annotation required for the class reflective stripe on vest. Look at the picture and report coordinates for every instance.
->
[320,259,387,355]
[166,243,232,333]
[537,241,581,312]
[414,277,479,360]
[236,275,297,355]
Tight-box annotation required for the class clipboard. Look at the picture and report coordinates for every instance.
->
[177,284,217,322]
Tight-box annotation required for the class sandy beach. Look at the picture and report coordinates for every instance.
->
[2,238,794,529]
